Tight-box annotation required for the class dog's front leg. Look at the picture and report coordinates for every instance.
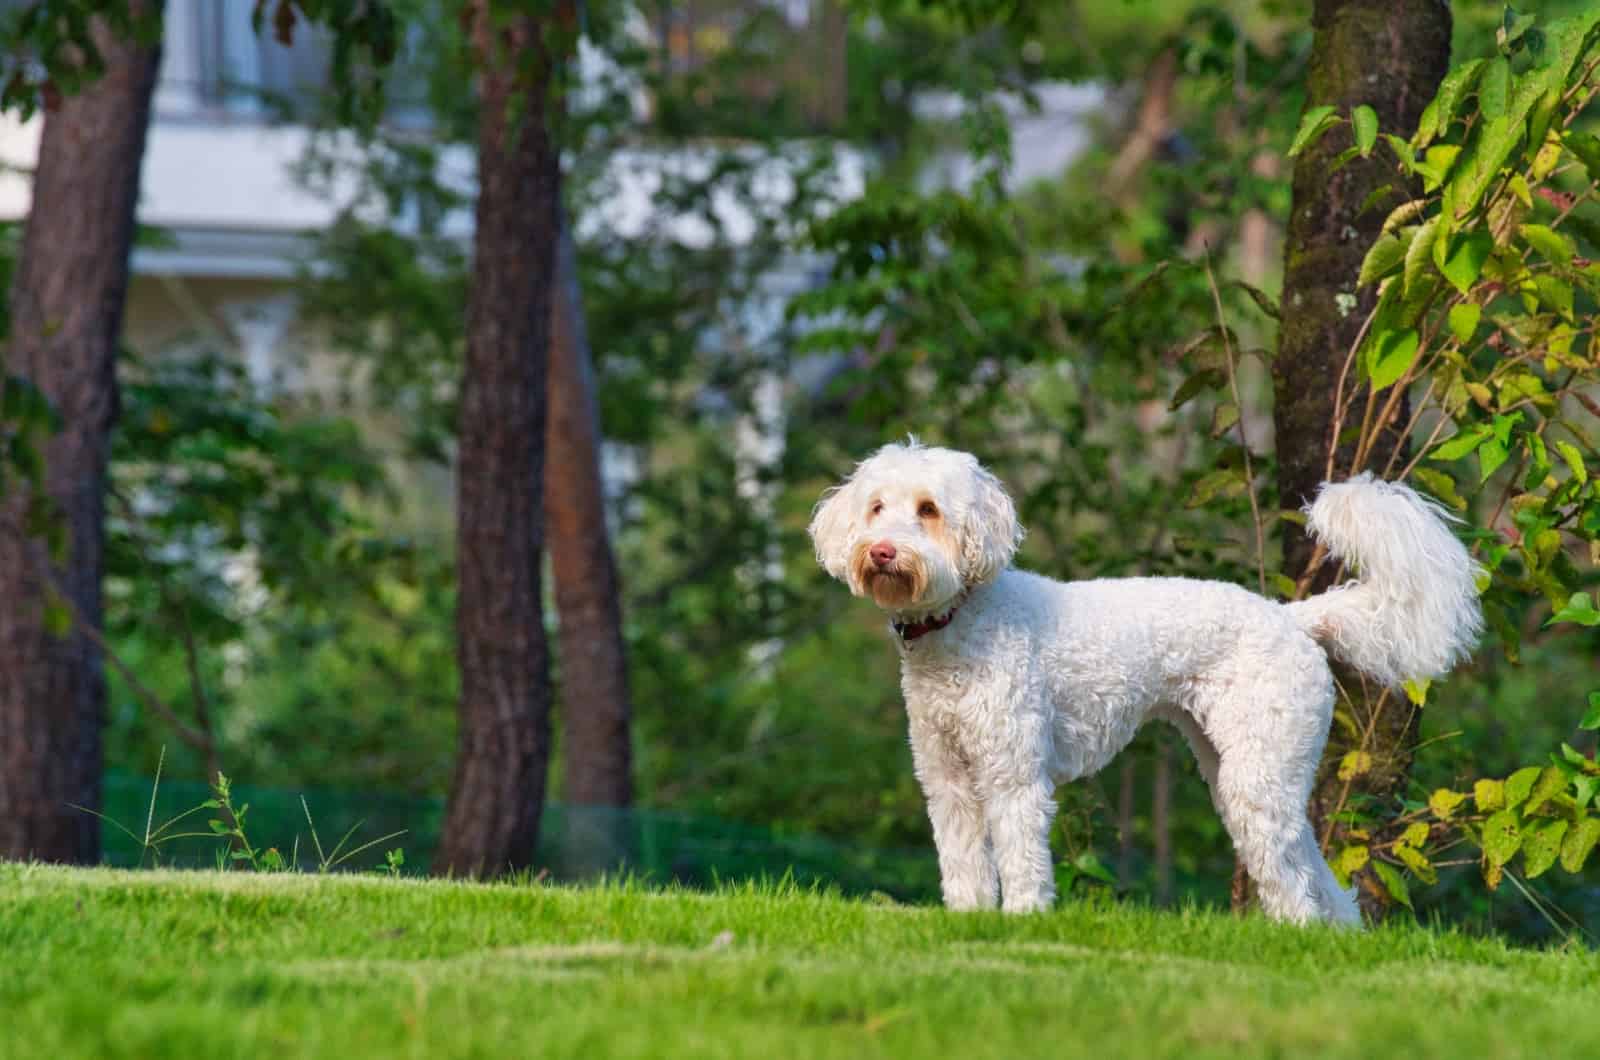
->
[910,721,997,910]
[985,777,1057,913]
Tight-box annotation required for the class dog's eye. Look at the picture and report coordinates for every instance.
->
[918,501,939,519]
[870,500,884,516]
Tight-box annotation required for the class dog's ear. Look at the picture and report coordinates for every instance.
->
[959,460,1022,584]
[808,472,863,581]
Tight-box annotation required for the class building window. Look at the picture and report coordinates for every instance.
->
[157,0,331,119]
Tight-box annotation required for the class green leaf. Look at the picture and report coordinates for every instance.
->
[1479,57,1511,119]
[1211,402,1239,438]
[1565,131,1600,184]
[1448,303,1481,344]
[1524,766,1569,815]
[1288,105,1339,158]
[1520,224,1575,267]
[1169,369,1225,411]
[1411,467,1466,511]
[1383,134,1417,173]
[1451,115,1516,218]
[1581,692,1600,730]
[1226,280,1281,320]
[1327,146,1362,175]
[1478,438,1509,483]
[1547,591,1600,627]
[1523,819,1568,878]
[1475,778,1506,812]
[1560,817,1600,872]
[1369,328,1420,392]
[1480,809,1522,867]
[1431,425,1491,462]
[1331,844,1370,888]
[1352,104,1379,157]
[1421,145,1462,191]
[1185,467,1247,509]
[1358,232,1408,287]
[1490,412,1521,447]
[1429,788,1468,820]
[1404,217,1441,298]
[1440,232,1493,294]
[1380,199,1427,235]
[1070,851,1118,887]
[1499,7,1538,52]
[1532,274,1574,320]
[1358,184,1396,217]
[1338,750,1374,781]
[1394,842,1438,885]
[1372,861,1412,909]
[1506,766,1542,808]
[1555,441,1588,485]
[1527,88,1562,166]
[1419,59,1486,146]
[1412,98,1441,149]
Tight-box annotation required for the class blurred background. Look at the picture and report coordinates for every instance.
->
[0,0,1595,941]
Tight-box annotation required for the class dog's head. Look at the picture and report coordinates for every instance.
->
[808,442,1022,614]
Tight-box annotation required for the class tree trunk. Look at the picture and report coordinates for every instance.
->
[548,209,633,875]
[1116,758,1135,887]
[0,6,163,865]
[1152,735,1172,906]
[434,4,564,878]
[1273,0,1451,907]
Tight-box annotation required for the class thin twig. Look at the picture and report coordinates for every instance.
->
[1203,247,1267,595]
[1324,302,1384,483]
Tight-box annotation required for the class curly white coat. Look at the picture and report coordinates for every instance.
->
[809,442,1482,926]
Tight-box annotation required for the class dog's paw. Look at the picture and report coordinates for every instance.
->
[1000,892,1055,915]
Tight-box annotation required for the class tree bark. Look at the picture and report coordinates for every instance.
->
[434,4,564,878]
[1273,0,1451,907]
[0,6,163,865]
[1152,735,1172,906]
[548,209,633,875]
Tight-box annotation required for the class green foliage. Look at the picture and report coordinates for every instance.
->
[1257,6,1600,920]
[0,1,395,122]
[0,0,153,117]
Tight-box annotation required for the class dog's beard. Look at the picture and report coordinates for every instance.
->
[851,544,930,609]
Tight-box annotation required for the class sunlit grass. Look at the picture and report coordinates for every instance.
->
[2,863,1596,1059]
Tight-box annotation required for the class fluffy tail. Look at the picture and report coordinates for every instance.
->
[1285,473,1483,689]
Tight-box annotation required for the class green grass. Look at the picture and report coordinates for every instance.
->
[3,863,1597,1059]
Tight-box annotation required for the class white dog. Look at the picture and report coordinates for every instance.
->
[809,442,1482,925]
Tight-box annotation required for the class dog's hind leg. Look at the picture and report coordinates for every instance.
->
[1162,709,1221,807]
[1197,643,1362,927]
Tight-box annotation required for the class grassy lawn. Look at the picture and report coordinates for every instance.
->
[2,863,1597,1059]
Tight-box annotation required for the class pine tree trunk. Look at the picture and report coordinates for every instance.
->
[1152,735,1172,906]
[0,6,163,865]
[548,211,633,876]
[434,4,563,878]
[1273,0,1451,905]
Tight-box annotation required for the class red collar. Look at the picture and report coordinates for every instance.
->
[894,604,960,642]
